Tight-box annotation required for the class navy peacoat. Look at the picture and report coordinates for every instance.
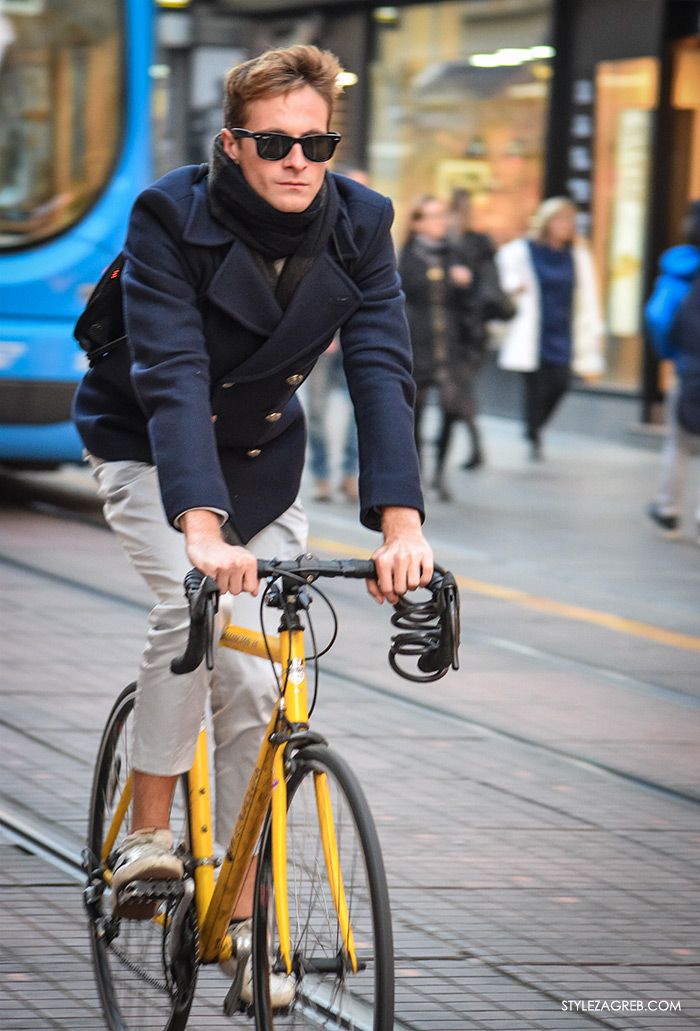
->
[73,167,424,543]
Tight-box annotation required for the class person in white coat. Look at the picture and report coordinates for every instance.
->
[495,197,605,458]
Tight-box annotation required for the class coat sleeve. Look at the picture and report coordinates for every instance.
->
[644,268,682,361]
[122,184,233,527]
[339,198,424,530]
[495,239,540,372]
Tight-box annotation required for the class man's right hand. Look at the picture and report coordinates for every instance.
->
[180,509,259,596]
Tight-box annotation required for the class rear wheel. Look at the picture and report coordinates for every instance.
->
[252,744,394,1030]
[84,683,198,1031]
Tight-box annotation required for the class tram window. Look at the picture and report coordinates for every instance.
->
[0,0,123,250]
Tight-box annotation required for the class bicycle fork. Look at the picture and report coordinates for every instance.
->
[269,628,358,977]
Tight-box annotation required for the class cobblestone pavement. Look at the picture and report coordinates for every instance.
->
[1,414,699,1030]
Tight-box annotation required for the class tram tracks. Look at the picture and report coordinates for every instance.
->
[2,538,700,809]
[0,805,84,881]
[2,537,700,841]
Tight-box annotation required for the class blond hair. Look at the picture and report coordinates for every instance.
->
[224,45,342,129]
[528,197,577,241]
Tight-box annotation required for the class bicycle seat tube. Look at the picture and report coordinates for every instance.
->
[198,597,310,966]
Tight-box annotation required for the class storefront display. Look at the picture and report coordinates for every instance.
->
[368,1,553,246]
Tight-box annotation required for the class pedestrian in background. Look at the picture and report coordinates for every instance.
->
[399,194,488,501]
[303,332,359,502]
[645,198,700,540]
[496,197,604,460]
[302,166,368,503]
[449,188,514,469]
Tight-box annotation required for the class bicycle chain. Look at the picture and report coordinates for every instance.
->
[108,936,171,995]
[105,881,200,999]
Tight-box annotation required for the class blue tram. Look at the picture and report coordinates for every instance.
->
[0,0,153,465]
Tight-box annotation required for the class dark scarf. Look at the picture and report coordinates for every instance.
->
[207,132,339,308]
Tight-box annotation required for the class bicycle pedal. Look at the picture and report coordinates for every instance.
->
[222,948,250,1017]
[118,878,186,902]
[113,878,185,919]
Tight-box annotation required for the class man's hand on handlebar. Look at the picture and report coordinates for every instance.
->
[369,506,434,605]
[180,509,259,596]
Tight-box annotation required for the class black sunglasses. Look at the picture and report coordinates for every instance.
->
[232,129,342,162]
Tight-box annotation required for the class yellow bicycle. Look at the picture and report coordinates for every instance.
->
[83,556,459,1031]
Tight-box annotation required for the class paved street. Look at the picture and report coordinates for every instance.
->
[1,404,699,1030]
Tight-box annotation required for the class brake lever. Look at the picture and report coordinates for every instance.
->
[170,571,220,674]
[417,571,460,674]
[388,568,460,682]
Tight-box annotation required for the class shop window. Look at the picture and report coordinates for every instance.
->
[368,0,553,246]
[591,57,658,388]
[667,38,700,248]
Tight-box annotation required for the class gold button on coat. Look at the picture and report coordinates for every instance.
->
[265,412,282,422]
[246,449,261,458]
[286,374,303,385]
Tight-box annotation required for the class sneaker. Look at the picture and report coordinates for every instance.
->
[313,479,332,502]
[111,828,183,917]
[529,437,543,462]
[648,504,680,536]
[461,452,484,471]
[340,475,359,503]
[220,918,295,1010]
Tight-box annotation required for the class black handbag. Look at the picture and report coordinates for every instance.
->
[477,258,516,322]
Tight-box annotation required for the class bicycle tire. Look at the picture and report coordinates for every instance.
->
[85,683,198,1031]
[252,744,394,1031]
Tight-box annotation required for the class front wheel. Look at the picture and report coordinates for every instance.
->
[84,683,198,1031]
[252,744,394,1030]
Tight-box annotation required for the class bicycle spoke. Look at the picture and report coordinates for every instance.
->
[85,684,198,1031]
[252,745,394,1031]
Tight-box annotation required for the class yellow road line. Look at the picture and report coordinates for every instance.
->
[308,535,700,653]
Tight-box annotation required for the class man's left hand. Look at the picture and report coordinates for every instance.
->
[369,506,433,605]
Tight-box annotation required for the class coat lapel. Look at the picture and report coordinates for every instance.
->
[207,240,283,337]
[183,184,282,337]
[225,251,362,382]
[181,175,364,377]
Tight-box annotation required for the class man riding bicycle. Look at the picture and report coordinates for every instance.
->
[73,45,432,999]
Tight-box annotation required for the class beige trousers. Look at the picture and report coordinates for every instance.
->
[87,456,308,840]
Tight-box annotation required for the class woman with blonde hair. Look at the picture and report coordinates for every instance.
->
[495,197,604,459]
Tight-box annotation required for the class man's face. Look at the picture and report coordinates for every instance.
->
[222,86,330,213]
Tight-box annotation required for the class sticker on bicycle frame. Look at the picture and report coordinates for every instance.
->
[287,657,305,686]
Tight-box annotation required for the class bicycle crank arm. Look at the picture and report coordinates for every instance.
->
[167,877,195,963]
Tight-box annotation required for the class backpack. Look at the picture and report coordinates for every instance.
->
[73,251,127,367]
[74,163,211,368]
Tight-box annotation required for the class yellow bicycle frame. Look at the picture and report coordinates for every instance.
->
[101,619,357,973]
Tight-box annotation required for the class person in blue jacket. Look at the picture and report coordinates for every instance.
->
[73,45,432,983]
[645,199,700,538]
